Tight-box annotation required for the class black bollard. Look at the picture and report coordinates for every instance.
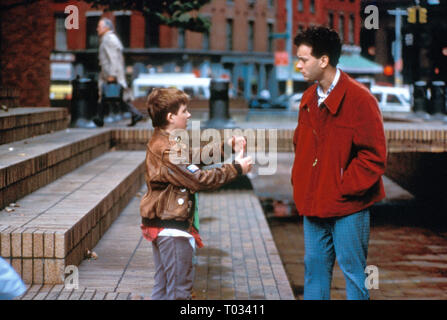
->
[204,79,236,128]
[430,81,446,116]
[412,81,429,118]
[70,78,96,128]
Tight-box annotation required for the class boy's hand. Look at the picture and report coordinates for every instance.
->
[235,150,253,175]
[228,135,246,154]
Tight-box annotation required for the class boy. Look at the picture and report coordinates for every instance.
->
[140,88,252,300]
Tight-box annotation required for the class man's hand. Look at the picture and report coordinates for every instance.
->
[107,76,117,82]
[235,150,253,175]
[228,135,246,154]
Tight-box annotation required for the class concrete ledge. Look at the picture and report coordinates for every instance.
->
[0,107,69,145]
[0,151,145,284]
[0,129,112,209]
[112,124,447,154]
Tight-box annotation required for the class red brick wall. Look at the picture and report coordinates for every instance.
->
[0,0,52,107]
[130,12,145,49]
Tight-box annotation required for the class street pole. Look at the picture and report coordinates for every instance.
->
[388,8,407,87]
[286,0,293,96]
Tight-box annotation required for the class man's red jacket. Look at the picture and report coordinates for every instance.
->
[292,70,387,218]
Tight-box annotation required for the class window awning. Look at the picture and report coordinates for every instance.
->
[338,54,383,74]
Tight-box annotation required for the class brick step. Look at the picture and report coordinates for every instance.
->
[0,128,112,209]
[0,150,145,284]
[0,107,69,145]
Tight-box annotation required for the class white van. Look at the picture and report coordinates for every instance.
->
[132,73,211,99]
[370,85,411,112]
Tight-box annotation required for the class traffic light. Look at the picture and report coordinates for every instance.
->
[407,6,417,23]
[407,6,428,24]
[419,7,427,24]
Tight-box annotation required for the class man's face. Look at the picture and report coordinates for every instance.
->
[296,44,324,82]
[97,20,109,37]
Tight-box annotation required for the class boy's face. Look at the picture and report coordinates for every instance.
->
[169,104,191,130]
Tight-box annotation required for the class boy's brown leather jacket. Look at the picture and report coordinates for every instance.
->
[140,128,242,231]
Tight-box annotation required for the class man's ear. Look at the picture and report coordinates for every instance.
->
[320,55,330,69]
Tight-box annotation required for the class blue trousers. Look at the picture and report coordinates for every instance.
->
[303,209,370,300]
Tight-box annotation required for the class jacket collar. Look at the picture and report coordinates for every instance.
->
[300,70,348,115]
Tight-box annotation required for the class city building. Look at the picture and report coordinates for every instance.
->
[274,0,383,92]
[361,0,447,85]
[52,0,277,100]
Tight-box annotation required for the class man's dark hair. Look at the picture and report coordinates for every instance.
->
[294,26,342,67]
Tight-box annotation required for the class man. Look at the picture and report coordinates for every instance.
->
[94,17,143,127]
[291,27,387,300]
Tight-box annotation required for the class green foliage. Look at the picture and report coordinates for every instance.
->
[84,0,211,33]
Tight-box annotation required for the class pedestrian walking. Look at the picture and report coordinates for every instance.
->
[140,88,252,300]
[291,26,387,300]
[94,17,143,127]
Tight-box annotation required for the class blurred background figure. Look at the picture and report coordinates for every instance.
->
[94,17,143,127]
[0,257,27,300]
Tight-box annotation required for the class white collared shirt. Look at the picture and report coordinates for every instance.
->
[317,68,340,107]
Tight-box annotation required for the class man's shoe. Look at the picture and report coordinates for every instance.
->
[93,117,104,127]
[128,114,143,127]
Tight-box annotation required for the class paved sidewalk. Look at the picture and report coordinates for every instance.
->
[254,153,447,300]
[18,184,294,300]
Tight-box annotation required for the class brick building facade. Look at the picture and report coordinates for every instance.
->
[275,0,361,51]
[56,0,278,101]
[0,0,53,107]
[0,0,278,106]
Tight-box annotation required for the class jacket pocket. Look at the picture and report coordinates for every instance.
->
[160,186,190,220]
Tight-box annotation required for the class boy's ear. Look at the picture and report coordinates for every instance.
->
[166,112,174,124]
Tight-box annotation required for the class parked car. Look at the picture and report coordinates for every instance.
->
[270,93,303,110]
[248,96,271,109]
[370,85,411,112]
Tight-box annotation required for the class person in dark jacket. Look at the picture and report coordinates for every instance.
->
[291,27,387,300]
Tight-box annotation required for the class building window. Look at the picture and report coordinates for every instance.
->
[178,28,185,49]
[298,0,304,12]
[339,14,345,43]
[248,21,254,52]
[203,31,210,50]
[268,0,274,8]
[54,14,67,50]
[349,14,355,44]
[115,14,130,48]
[328,12,334,29]
[310,0,315,14]
[267,23,273,52]
[226,19,233,51]
[145,16,159,48]
[86,15,100,49]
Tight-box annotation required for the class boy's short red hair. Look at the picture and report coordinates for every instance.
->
[146,88,190,128]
